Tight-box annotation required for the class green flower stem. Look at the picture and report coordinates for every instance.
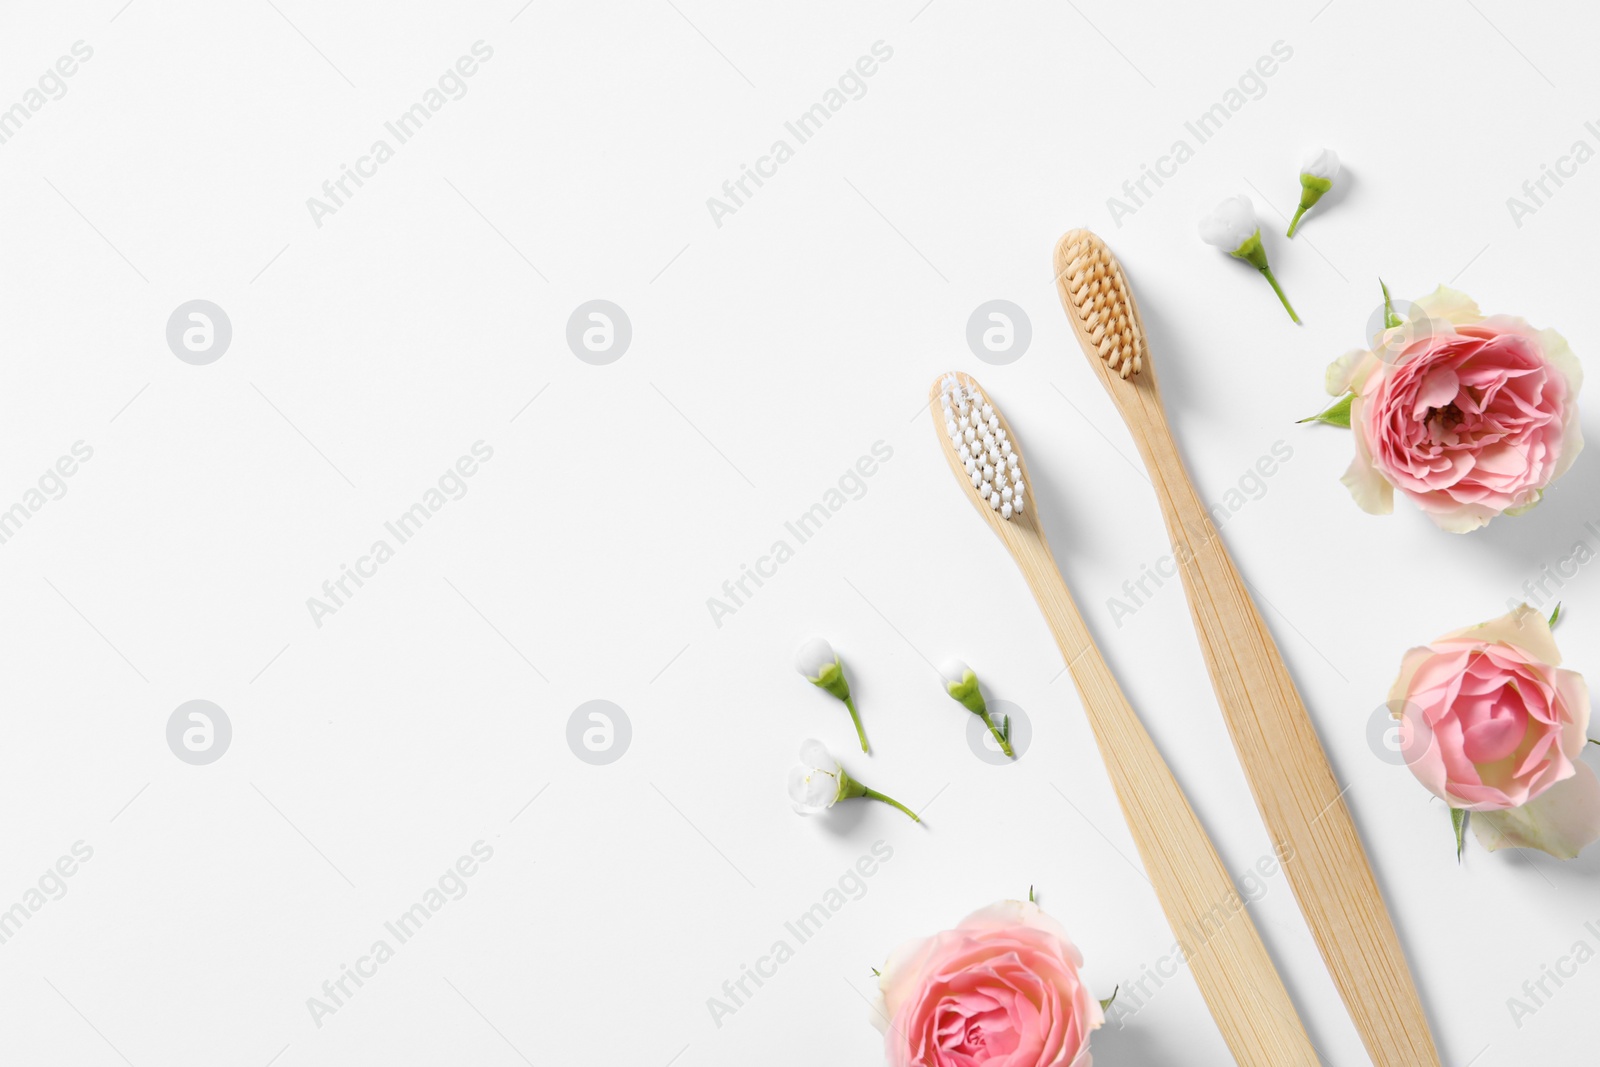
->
[979,710,1014,757]
[1286,175,1331,237]
[1259,267,1300,324]
[1286,204,1308,238]
[840,771,919,821]
[813,661,869,752]
[844,696,870,753]
[862,787,920,822]
[1233,232,1299,324]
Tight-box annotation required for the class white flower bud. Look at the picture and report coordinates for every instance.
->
[793,637,837,680]
[1198,194,1258,253]
[938,658,971,686]
[1300,146,1340,181]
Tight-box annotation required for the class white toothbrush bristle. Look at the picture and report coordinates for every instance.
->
[939,373,1025,522]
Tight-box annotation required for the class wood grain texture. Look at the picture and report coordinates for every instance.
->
[930,373,1319,1067]
[1052,231,1440,1067]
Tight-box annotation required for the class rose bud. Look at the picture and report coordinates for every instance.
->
[873,899,1104,1066]
[1389,603,1600,859]
[1328,284,1583,532]
[1287,147,1340,237]
[787,739,918,821]
[794,637,870,752]
[1198,194,1300,323]
[938,658,1013,757]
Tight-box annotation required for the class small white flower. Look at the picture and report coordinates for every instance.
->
[1289,148,1340,237]
[785,739,920,821]
[1199,195,1299,324]
[788,739,844,814]
[794,637,869,751]
[936,658,1013,758]
[1198,194,1258,253]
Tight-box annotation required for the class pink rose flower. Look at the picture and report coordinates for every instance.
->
[1390,604,1600,858]
[1328,286,1583,532]
[874,900,1102,1066]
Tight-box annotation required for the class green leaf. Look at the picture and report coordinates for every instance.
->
[1298,393,1354,428]
[1381,278,1402,328]
[1451,808,1469,863]
[1099,986,1119,1013]
[1549,603,1563,628]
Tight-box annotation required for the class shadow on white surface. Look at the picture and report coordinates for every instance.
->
[1468,416,1600,569]
[1093,1014,1214,1066]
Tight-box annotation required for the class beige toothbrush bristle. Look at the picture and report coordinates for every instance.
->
[1057,229,1143,378]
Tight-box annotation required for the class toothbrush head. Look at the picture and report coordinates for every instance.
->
[930,372,1030,524]
[1055,229,1144,379]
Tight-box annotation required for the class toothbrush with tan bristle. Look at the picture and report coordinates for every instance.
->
[1053,229,1441,1067]
[930,372,1319,1067]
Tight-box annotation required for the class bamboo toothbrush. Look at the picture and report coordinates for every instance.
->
[930,372,1319,1067]
[1053,229,1440,1067]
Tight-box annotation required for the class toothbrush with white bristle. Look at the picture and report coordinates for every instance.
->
[929,371,1320,1067]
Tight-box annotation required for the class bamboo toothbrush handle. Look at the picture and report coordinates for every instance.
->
[1012,534,1320,1067]
[1133,412,1440,1067]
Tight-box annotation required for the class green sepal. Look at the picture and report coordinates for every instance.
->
[1099,986,1119,1013]
[1230,230,1270,271]
[1549,603,1563,628]
[1297,393,1354,428]
[1380,279,1402,328]
[838,768,918,820]
[809,659,852,703]
[1288,176,1333,237]
[945,670,988,716]
[1298,172,1332,204]
[1451,808,1469,863]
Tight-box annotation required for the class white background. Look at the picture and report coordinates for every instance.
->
[1,1,1597,1064]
